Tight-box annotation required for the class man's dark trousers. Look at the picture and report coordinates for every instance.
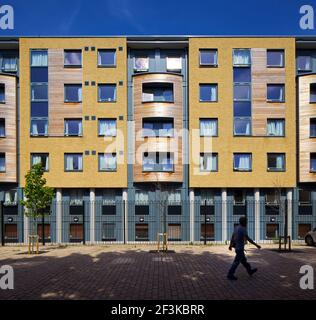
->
[228,249,252,276]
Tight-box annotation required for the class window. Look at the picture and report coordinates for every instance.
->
[233,67,251,83]
[310,118,316,138]
[200,153,218,172]
[31,67,48,82]
[267,153,285,171]
[98,49,116,67]
[98,119,117,137]
[310,153,316,172]
[267,50,284,67]
[200,224,215,241]
[299,190,311,204]
[142,83,173,103]
[135,190,149,215]
[143,152,174,172]
[297,56,312,71]
[233,49,251,66]
[98,84,116,102]
[0,153,5,172]
[64,119,83,136]
[199,84,218,102]
[37,224,51,242]
[65,153,83,172]
[199,49,218,66]
[64,84,82,103]
[233,190,245,204]
[298,224,312,239]
[2,56,17,72]
[99,153,117,172]
[267,119,285,136]
[234,101,251,117]
[310,84,316,103]
[234,84,251,101]
[64,50,82,67]
[31,153,49,171]
[4,224,17,241]
[31,50,48,67]
[0,84,4,103]
[134,56,149,72]
[234,118,251,136]
[135,224,149,241]
[267,84,285,102]
[30,119,48,136]
[143,118,174,137]
[200,119,218,136]
[167,191,182,214]
[200,189,215,206]
[168,224,181,241]
[31,83,48,101]
[265,189,279,204]
[31,102,48,118]
[0,119,5,137]
[166,56,182,71]
[102,223,116,241]
[69,224,83,242]
[4,190,17,205]
[266,224,279,239]
[70,189,83,206]
[233,153,252,171]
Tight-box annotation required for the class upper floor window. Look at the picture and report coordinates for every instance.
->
[31,153,49,171]
[2,56,17,72]
[310,118,316,137]
[143,152,174,172]
[299,190,311,204]
[64,50,82,67]
[64,84,82,103]
[267,119,285,136]
[267,50,284,67]
[311,153,316,172]
[233,153,252,172]
[31,102,48,118]
[0,153,5,172]
[233,190,245,204]
[234,84,251,101]
[142,83,173,103]
[310,83,316,103]
[4,190,17,205]
[31,50,48,67]
[200,153,218,172]
[234,118,251,136]
[0,119,5,137]
[98,84,116,102]
[166,56,182,72]
[199,84,218,102]
[65,153,83,172]
[297,56,312,72]
[31,83,48,102]
[69,189,83,206]
[31,119,48,137]
[143,118,174,137]
[98,119,117,137]
[64,119,83,136]
[233,67,251,83]
[99,153,117,172]
[267,153,285,172]
[234,101,251,117]
[200,118,218,137]
[0,84,5,103]
[134,56,149,72]
[199,49,218,66]
[233,49,251,66]
[267,84,285,102]
[98,49,116,67]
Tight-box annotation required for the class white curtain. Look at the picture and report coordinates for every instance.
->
[66,155,74,171]
[233,49,250,65]
[162,154,173,171]
[236,155,251,170]
[64,121,69,136]
[200,119,217,136]
[100,120,116,136]
[32,155,41,166]
[276,155,284,170]
[100,154,116,171]
[102,190,116,205]
[210,86,217,101]
[4,191,10,203]
[143,154,155,171]
[2,57,16,71]
[78,86,82,102]
[77,155,83,170]
[267,120,284,136]
[31,51,48,67]
[167,57,182,71]
[200,154,217,171]
[0,121,5,136]
[142,92,154,102]
[278,86,284,101]
[201,190,214,204]
[78,121,82,136]
[168,191,181,204]
[135,191,149,204]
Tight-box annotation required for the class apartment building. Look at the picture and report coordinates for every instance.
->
[0,36,315,244]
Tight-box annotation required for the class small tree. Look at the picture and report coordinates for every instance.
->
[20,163,55,237]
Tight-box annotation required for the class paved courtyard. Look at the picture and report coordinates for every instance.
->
[0,244,315,300]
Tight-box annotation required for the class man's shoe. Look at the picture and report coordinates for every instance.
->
[227,275,238,281]
[249,268,258,276]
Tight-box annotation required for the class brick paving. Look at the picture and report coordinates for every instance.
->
[0,244,316,300]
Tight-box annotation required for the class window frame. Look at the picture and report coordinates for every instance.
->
[233,153,252,172]
[199,153,218,172]
[233,117,252,136]
[142,118,174,138]
[267,84,285,103]
[31,82,48,102]
[199,83,218,102]
[64,118,83,137]
[98,49,116,68]
[64,84,82,103]
[30,49,48,67]
[267,153,286,172]
[0,118,5,137]
[266,118,285,137]
[310,83,316,103]
[233,49,251,67]
[0,83,5,103]
[134,56,149,72]
[199,49,218,67]
[142,152,174,173]
[30,118,48,137]
[142,82,174,103]
[297,55,312,72]
[64,153,83,172]
[98,118,117,137]
[310,153,316,173]
[64,49,82,68]
[31,153,49,172]
[98,84,117,103]
[0,152,5,172]
[98,153,117,172]
[199,118,218,137]
[267,49,285,68]
[166,56,182,72]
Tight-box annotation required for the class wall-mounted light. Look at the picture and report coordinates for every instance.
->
[270,217,276,223]
[7,217,13,223]
[139,217,144,223]
[73,217,79,223]
[206,217,211,223]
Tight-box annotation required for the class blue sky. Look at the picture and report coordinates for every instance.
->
[1,0,316,36]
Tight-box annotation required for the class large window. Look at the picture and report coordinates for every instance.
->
[31,83,48,101]
[98,84,116,102]
[310,84,316,103]
[98,49,116,67]
[99,153,117,172]
[64,50,82,67]
[31,153,49,171]
[30,50,48,67]
[64,119,83,136]
[233,49,251,66]
[30,119,48,136]
[311,118,316,137]
[297,56,312,72]
[0,119,5,137]
[166,56,182,72]
[135,224,149,241]
[234,118,251,136]
[102,223,116,241]
[200,118,218,136]
[0,153,5,172]
[0,84,4,103]
[267,119,285,136]
[267,153,285,172]
[199,49,218,66]
[267,84,285,102]
[2,56,17,72]
[65,153,83,172]
[64,84,82,103]
[98,119,117,137]
[234,84,251,101]
[134,56,149,72]
[266,224,279,239]
[199,84,218,102]
[143,118,174,137]
[143,152,174,172]
[200,153,218,172]
[142,83,173,103]
[233,153,252,172]
[267,50,284,67]
[310,153,316,172]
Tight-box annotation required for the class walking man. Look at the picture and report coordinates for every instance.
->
[227,216,261,280]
